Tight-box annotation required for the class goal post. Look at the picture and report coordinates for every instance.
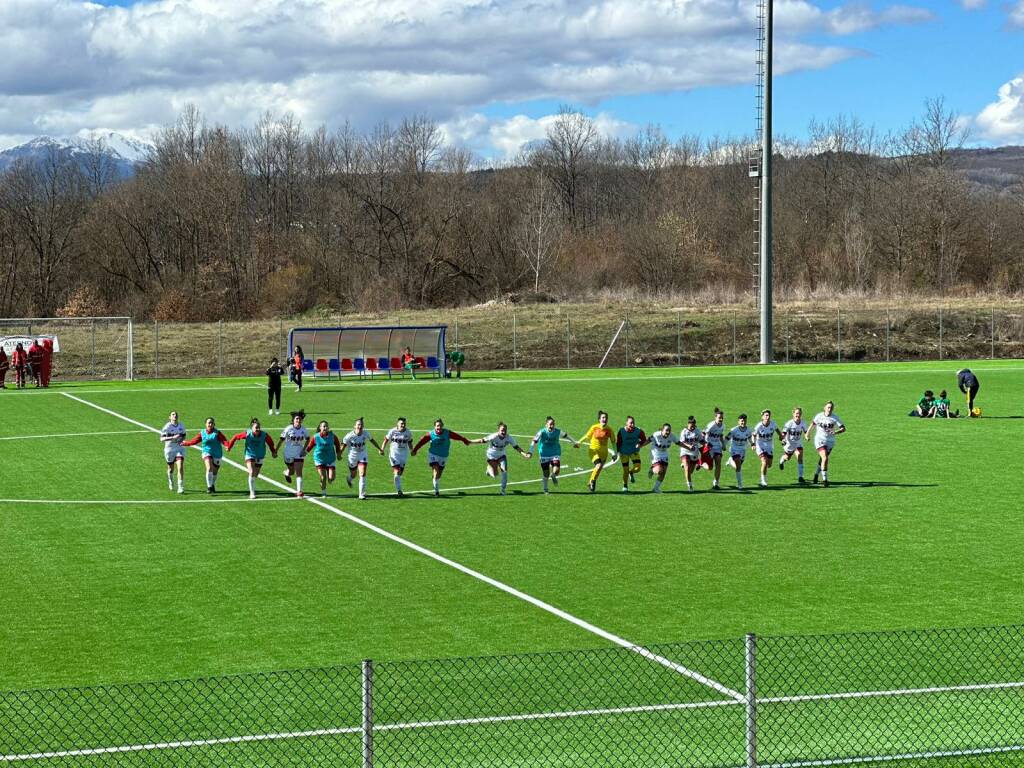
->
[0,316,134,382]
[289,325,447,378]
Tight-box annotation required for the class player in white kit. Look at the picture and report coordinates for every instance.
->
[469,422,530,495]
[280,410,310,497]
[726,414,754,490]
[342,417,384,500]
[779,407,809,483]
[381,417,415,497]
[679,416,704,492]
[648,423,684,493]
[159,410,187,494]
[754,409,783,487]
[704,408,727,490]
[807,401,846,487]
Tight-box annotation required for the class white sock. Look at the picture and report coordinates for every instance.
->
[296,476,303,494]
[713,479,719,487]
[687,481,693,490]
[177,475,184,490]
[394,475,402,492]
[542,476,549,491]
[500,471,507,493]
[736,470,742,486]
[822,471,828,481]
[248,476,256,495]
[167,472,174,489]
[761,474,767,483]
[432,478,440,493]
[359,476,367,496]
[206,471,214,487]
[653,479,662,492]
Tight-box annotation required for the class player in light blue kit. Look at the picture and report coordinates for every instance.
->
[530,417,580,494]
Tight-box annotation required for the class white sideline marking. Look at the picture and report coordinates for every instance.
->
[0,429,149,441]
[9,383,265,396]
[0,497,298,506]
[760,678,1024,705]
[760,744,1024,768]
[0,699,738,762]
[60,393,744,703]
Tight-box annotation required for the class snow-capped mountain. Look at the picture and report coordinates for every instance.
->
[0,132,153,177]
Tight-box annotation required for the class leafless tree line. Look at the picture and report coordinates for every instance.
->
[0,100,1021,320]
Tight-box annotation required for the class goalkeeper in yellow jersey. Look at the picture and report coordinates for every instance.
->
[582,410,617,492]
[616,416,648,493]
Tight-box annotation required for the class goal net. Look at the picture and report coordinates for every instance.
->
[0,316,134,382]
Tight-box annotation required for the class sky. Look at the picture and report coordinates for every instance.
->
[0,0,1022,160]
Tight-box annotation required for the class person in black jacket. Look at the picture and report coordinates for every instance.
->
[267,358,285,415]
[957,368,980,416]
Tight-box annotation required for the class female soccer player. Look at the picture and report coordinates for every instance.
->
[11,343,27,389]
[469,422,531,495]
[266,358,285,415]
[726,414,754,490]
[679,416,704,492]
[342,417,384,500]
[305,420,343,498]
[381,417,415,496]
[530,417,580,493]
[779,407,809,482]
[292,346,305,392]
[754,409,783,488]
[704,408,727,490]
[227,418,278,499]
[182,417,229,493]
[411,419,471,496]
[159,410,187,493]
[616,416,647,492]
[808,401,846,487]
[280,410,310,497]
[582,411,617,493]
[648,423,684,493]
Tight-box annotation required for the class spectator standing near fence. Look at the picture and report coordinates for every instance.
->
[11,343,27,389]
[28,340,43,387]
[0,348,8,388]
[266,358,285,415]
[447,349,465,378]
[292,346,305,392]
[41,339,53,387]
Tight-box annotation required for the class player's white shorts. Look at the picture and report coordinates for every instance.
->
[427,452,447,468]
[814,437,836,452]
[204,456,222,467]
[650,451,669,466]
[679,447,699,462]
[317,461,336,469]
[783,440,803,455]
[244,455,264,466]
[486,451,508,463]
[164,446,186,463]
[731,447,748,460]
[706,442,723,457]
[348,451,369,469]
[539,455,560,467]
[755,441,774,457]
[390,454,408,469]
[283,448,306,464]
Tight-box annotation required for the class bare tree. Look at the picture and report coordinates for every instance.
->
[515,168,561,292]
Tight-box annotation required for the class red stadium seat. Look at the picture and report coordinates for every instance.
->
[390,356,402,370]
[315,358,328,372]
[415,356,426,368]
[341,358,354,372]
[366,357,379,374]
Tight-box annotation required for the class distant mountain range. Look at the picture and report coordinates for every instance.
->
[0,132,153,178]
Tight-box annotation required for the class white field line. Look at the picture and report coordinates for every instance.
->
[0,699,739,762]
[0,429,149,441]
[760,678,1024,704]
[60,393,743,703]
[9,383,265,396]
[760,744,1024,768]
[0,497,299,506]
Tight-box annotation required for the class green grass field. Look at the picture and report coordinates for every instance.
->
[2,361,1024,765]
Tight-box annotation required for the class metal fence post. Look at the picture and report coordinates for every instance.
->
[732,317,737,365]
[280,318,285,361]
[676,313,682,366]
[218,320,224,377]
[784,313,790,364]
[91,319,96,377]
[455,316,459,349]
[745,633,758,768]
[512,311,517,370]
[938,307,943,361]
[836,308,841,363]
[624,317,630,368]
[362,659,375,768]
[155,321,160,379]
[566,317,571,369]
[991,308,996,360]
[127,318,134,381]
[885,308,890,362]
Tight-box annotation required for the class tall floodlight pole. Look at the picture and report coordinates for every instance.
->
[758,0,774,364]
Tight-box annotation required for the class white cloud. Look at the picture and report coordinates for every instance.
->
[974,75,1024,142]
[956,0,985,9]
[0,0,934,153]
[1011,0,1024,27]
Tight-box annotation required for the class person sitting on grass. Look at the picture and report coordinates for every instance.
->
[447,348,465,379]
[910,390,934,417]
[931,390,959,419]
[401,347,421,379]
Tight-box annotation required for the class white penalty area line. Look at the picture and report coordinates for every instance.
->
[0,497,299,506]
[60,392,743,704]
[0,429,150,441]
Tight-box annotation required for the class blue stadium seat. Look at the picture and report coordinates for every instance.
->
[353,358,366,376]
[426,356,439,370]
[328,358,341,374]
[378,357,390,371]
[302,359,314,372]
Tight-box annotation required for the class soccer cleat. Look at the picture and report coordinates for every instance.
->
[551,474,558,485]
[283,470,292,484]
[630,473,636,484]
[249,492,256,500]
[711,483,721,491]
[206,486,213,494]
[397,490,404,498]
[268,409,273,416]
[822,480,830,488]
[760,480,768,488]
[168,480,174,491]
[588,481,596,493]
[622,485,628,493]
[798,477,807,484]
[434,489,440,497]
[321,490,328,498]
[296,491,304,498]
[177,487,185,494]
[346,474,353,488]
[779,459,785,471]
[687,483,694,491]
[812,474,819,484]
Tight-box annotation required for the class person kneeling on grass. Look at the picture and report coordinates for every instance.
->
[910,390,934,418]
[931,390,958,419]
[227,418,278,499]
[469,422,531,496]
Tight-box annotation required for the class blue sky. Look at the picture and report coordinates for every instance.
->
[2,1,1023,157]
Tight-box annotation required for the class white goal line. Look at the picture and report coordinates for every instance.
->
[5,676,1024,763]
[58,393,743,703]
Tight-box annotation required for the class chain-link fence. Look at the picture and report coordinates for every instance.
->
[2,306,1022,382]
[3,625,1024,766]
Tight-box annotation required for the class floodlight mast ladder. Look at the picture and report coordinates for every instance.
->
[749,0,774,364]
